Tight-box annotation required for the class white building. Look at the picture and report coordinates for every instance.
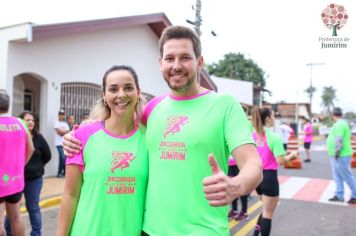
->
[0,13,216,176]
[211,76,253,106]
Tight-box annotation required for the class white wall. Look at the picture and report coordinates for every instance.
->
[6,24,169,176]
[211,76,253,105]
[0,23,31,90]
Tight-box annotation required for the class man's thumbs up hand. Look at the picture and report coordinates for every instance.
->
[203,154,241,206]
[208,154,222,174]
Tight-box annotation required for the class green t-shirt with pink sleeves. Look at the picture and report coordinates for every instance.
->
[66,121,148,236]
[142,91,254,236]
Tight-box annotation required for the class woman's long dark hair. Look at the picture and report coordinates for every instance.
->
[19,111,39,136]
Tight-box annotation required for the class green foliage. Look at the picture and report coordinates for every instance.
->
[321,116,334,126]
[321,86,337,114]
[344,112,356,120]
[205,53,266,87]
[304,86,317,98]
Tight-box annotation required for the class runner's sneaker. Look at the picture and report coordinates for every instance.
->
[228,210,238,219]
[236,212,249,221]
[328,196,344,202]
[347,198,356,204]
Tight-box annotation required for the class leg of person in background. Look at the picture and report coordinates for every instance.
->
[227,164,239,219]
[4,215,11,236]
[56,146,66,177]
[24,177,43,236]
[234,166,249,221]
[5,201,25,236]
[236,194,249,221]
[0,203,5,236]
[304,143,311,162]
[337,157,356,204]
[253,195,262,236]
[283,143,287,152]
[328,157,345,201]
[257,195,278,236]
[228,198,239,219]
[254,170,279,236]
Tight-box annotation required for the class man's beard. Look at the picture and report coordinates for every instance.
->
[165,75,195,93]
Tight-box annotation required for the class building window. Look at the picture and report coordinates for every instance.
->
[24,89,33,111]
[60,82,101,124]
[141,92,155,102]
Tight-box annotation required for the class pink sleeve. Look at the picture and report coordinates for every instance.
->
[66,122,101,172]
[141,95,167,125]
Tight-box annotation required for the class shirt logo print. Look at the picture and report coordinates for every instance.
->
[163,116,189,138]
[110,151,135,173]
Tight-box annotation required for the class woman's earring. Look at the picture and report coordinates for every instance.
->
[104,100,108,106]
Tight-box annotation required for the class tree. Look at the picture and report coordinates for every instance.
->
[344,112,356,120]
[321,4,348,36]
[304,86,317,106]
[321,86,337,114]
[206,53,266,87]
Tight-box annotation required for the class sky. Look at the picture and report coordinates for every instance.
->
[1,0,355,113]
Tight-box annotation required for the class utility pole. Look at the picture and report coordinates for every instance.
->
[306,62,325,114]
[186,0,202,37]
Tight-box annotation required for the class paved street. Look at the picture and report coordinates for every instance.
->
[229,139,356,235]
[21,139,356,235]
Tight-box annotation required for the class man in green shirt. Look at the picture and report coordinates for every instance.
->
[64,26,263,235]
[327,107,356,204]
[141,25,262,236]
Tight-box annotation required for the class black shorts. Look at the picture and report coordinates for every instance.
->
[0,191,23,204]
[255,170,279,197]
[228,165,240,177]
[304,142,311,150]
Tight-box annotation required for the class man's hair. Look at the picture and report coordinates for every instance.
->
[0,89,10,112]
[159,25,201,58]
[332,107,343,117]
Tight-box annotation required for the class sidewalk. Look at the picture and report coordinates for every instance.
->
[20,177,65,213]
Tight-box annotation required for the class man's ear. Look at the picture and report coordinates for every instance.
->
[197,55,204,69]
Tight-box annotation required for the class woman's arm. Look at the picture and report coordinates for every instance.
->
[25,131,35,164]
[38,134,52,165]
[275,151,298,165]
[56,165,83,236]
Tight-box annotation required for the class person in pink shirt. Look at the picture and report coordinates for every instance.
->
[251,106,297,236]
[301,116,313,162]
[0,89,34,236]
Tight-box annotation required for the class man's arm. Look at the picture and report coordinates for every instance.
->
[63,131,82,157]
[232,144,263,195]
[203,144,262,206]
[55,128,70,136]
[334,136,343,157]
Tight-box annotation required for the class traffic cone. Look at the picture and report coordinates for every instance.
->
[284,136,302,169]
[351,137,356,168]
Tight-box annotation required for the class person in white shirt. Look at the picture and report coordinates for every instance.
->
[279,123,293,151]
[54,109,70,178]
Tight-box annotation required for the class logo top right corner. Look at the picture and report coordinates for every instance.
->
[321,4,348,37]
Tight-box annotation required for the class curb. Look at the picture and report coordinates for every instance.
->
[20,196,62,214]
